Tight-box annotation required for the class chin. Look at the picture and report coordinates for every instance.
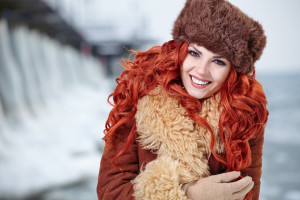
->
[188,89,208,100]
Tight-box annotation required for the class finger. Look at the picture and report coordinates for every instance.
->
[211,171,241,183]
[232,180,254,199]
[229,176,252,192]
[235,194,246,200]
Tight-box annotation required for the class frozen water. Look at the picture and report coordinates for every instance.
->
[0,19,111,199]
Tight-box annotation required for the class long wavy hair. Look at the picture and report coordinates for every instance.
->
[103,40,268,198]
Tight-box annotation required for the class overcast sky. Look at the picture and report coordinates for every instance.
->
[45,0,300,73]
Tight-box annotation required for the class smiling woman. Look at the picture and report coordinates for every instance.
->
[181,44,231,99]
[97,0,269,200]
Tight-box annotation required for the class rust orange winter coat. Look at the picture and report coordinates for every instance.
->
[97,87,265,200]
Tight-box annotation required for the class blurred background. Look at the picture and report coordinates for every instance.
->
[0,0,299,199]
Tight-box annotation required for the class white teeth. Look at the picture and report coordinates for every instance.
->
[191,76,209,85]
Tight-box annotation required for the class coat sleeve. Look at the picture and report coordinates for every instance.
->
[241,130,265,200]
[97,120,138,200]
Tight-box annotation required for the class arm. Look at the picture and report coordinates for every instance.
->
[97,120,138,200]
[241,131,265,200]
[183,133,264,200]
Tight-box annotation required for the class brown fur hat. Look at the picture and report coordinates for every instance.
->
[172,0,266,74]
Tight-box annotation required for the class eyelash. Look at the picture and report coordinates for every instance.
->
[214,60,226,66]
[188,50,226,66]
[188,50,199,57]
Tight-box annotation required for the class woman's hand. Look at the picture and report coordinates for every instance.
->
[182,171,254,200]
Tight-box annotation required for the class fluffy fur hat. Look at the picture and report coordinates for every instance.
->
[172,0,266,74]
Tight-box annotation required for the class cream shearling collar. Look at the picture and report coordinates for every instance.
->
[133,85,224,199]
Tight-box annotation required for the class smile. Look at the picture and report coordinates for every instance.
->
[191,76,210,85]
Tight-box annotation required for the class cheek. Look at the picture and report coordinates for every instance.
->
[181,62,191,86]
[182,58,194,73]
[211,67,231,84]
[181,62,188,77]
[180,66,189,83]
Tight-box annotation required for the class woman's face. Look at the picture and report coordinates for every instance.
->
[181,44,231,99]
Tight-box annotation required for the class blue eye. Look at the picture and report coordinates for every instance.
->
[214,60,226,66]
[188,50,199,57]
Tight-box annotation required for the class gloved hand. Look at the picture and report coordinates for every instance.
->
[182,171,254,200]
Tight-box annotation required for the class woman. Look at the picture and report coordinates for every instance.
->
[97,0,268,199]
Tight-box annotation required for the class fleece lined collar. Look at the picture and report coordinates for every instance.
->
[133,85,224,199]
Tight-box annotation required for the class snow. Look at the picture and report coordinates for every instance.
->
[0,84,111,199]
[0,19,113,199]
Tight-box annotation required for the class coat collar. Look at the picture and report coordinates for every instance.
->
[135,85,224,182]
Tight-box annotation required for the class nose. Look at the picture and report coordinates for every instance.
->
[195,59,209,75]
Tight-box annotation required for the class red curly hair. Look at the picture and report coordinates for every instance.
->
[103,40,268,198]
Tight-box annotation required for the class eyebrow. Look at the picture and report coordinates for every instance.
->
[213,55,224,59]
[189,45,225,59]
[190,45,202,55]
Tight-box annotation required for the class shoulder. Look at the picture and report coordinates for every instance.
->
[249,128,265,146]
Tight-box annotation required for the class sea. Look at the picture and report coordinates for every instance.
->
[258,71,300,200]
